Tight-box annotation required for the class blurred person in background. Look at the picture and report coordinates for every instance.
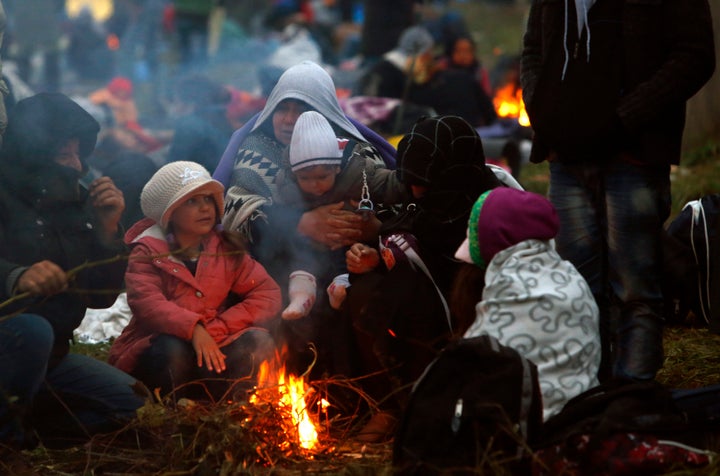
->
[170,0,218,71]
[437,34,492,97]
[165,73,235,173]
[4,0,64,92]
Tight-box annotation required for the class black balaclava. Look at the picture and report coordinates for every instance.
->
[397,115,501,225]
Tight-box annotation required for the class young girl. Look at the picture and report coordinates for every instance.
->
[108,161,282,401]
[454,187,601,420]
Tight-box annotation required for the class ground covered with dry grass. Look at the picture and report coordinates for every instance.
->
[0,322,716,476]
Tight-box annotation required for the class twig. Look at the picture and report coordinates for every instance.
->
[0,253,128,317]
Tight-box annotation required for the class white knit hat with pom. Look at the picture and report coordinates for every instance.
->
[289,111,343,172]
[140,161,225,229]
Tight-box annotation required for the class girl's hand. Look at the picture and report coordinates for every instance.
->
[192,324,226,373]
[346,243,380,274]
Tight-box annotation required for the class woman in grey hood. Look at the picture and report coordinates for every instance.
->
[214,61,399,377]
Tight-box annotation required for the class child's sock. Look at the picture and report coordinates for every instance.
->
[282,271,317,320]
[327,273,350,310]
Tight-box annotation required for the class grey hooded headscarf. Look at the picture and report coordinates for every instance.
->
[252,60,364,142]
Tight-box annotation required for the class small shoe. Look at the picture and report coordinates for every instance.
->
[354,411,398,444]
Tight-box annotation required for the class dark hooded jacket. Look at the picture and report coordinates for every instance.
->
[520,0,715,166]
[387,115,502,290]
[0,93,127,367]
[341,115,503,410]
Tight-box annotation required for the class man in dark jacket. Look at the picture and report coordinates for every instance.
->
[520,0,715,381]
[0,93,143,449]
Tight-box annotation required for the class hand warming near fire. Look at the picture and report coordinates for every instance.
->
[345,243,380,275]
[108,161,282,401]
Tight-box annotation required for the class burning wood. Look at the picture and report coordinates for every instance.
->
[249,349,326,453]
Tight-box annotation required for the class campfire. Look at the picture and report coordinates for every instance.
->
[248,348,328,453]
[493,83,530,127]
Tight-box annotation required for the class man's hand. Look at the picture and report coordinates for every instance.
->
[192,324,227,373]
[88,176,125,242]
[297,201,365,250]
[17,260,69,296]
[346,243,380,274]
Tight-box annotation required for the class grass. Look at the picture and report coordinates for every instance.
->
[4,324,717,475]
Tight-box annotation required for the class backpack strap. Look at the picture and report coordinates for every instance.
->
[484,334,538,451]
[685,199,712,324]
[383,233,453,333]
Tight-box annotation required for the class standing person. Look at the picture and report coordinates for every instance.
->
[455,187,601,421]
[108,161,281,401]
[520,0,715,381]
[275,110,408,319]
[0,92,143,449]
[5,0,64,92]
[359,0,414,67]
[0,0,8,144]
[170,0,215,71]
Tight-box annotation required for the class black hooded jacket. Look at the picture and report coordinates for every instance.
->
[341,116,503,409]
[520,0,715,166]
[0,93,127,367]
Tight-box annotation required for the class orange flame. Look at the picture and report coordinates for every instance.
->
[493,83,530,127]
[250,355,320,451]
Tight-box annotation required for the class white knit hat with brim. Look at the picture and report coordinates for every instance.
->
[141,161,225,229]
[289,111,343,172]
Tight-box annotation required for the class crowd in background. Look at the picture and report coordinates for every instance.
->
[0,1,522,135]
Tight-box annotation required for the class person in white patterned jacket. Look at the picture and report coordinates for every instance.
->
[455,187,601,420]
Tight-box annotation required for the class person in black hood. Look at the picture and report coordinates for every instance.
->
[338,116,510,443]
[0,92,144,449]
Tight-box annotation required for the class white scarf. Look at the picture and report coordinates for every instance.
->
[563,0,597,79]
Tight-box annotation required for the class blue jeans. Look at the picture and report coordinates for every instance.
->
[134,329,276,401]
[549,160,671,380]
[0,314,144,448]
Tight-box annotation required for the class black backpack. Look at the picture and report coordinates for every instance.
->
[534,379,720,475]
[392,334,543,475]
[663,194,720,331]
